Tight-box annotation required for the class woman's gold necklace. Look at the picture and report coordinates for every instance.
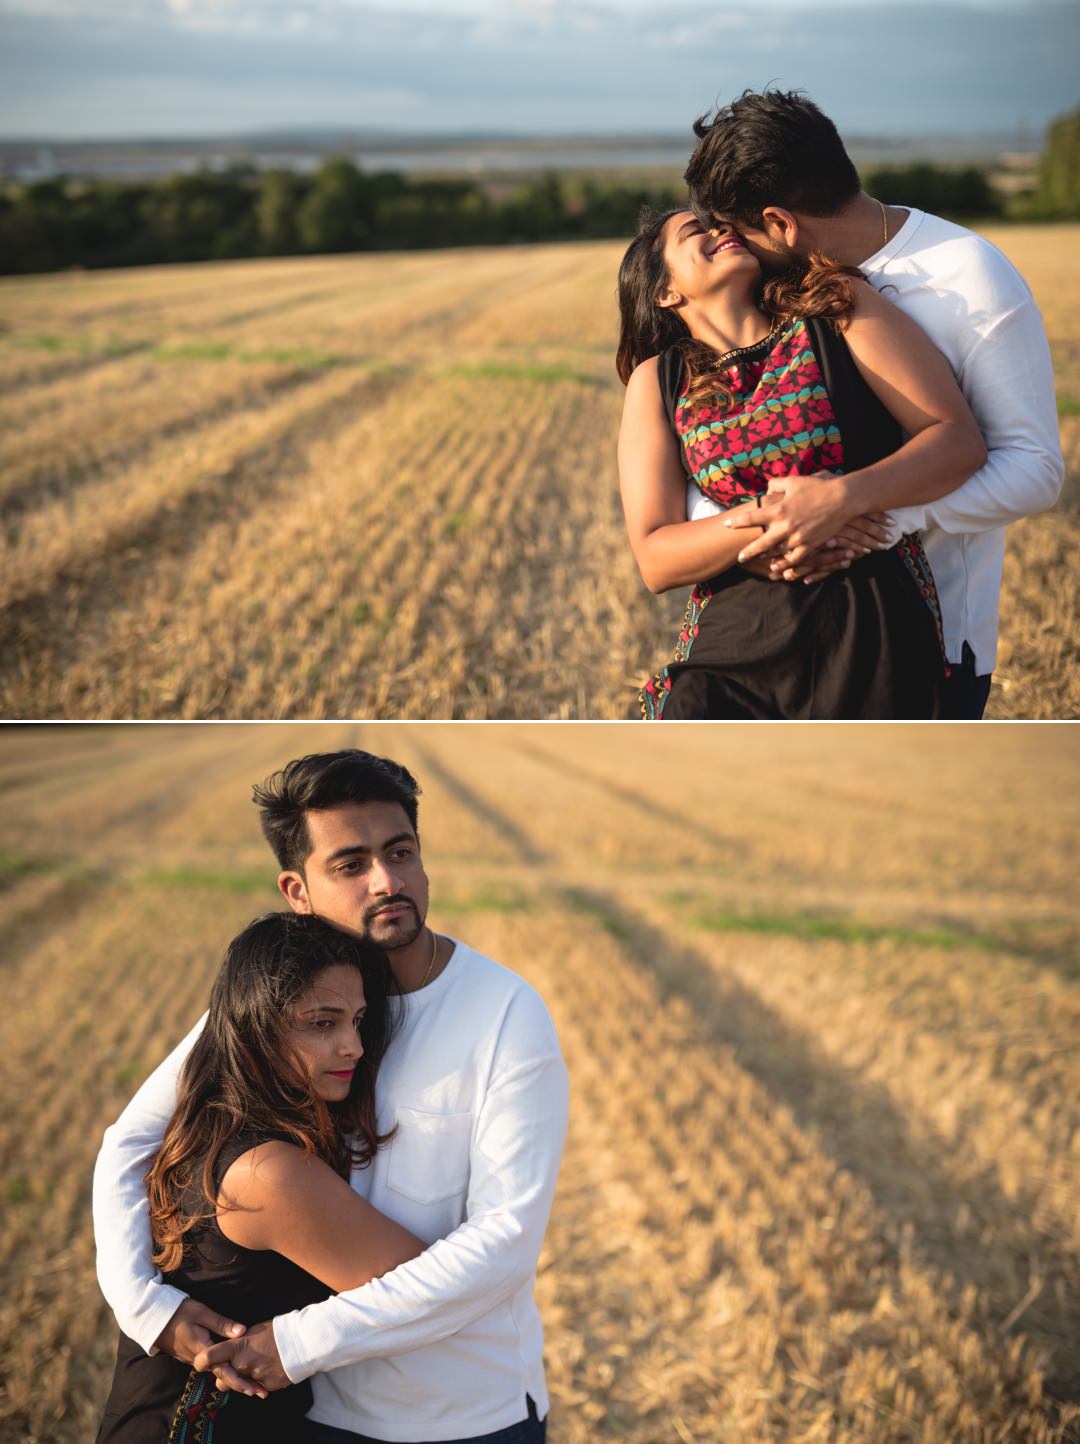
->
[417,928,439,989]
[711,317,782,372]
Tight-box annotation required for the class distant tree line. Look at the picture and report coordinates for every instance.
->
[3,107,1078,275]
[861,101,1080,223]
[859,162,1002,219]
[1030,103,1080,217]
[0,161,683,274]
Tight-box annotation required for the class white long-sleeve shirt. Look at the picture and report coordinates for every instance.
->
[93,941,569,1443]
[860,209,1063,673]
[688,209,1064,675]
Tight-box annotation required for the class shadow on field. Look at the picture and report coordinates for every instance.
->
[564,885,1080,1404]
[406,737,549,865]
[508,738,740,860]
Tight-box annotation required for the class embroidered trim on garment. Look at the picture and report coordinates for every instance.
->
[894,531,950,672]
[639,582,714,720]
[167,1369,232,1444]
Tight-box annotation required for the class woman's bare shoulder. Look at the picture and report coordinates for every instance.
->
[623,354,666,416]
[216,1139,342,1249]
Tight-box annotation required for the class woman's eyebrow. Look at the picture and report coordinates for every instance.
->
[299,1003,347,1016]
[676,218,702,241]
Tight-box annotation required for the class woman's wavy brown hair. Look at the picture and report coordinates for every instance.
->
[616,205,863,410]
[146,912,398,1271]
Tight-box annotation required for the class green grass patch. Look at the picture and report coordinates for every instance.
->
[438,883,533,915]
[0,848,100,887]
[441,360,604,388]
[442,508,473,537]
[5,1174,29,1205]
[138,866,272,895]
[151,340,235,362]
[1057,394,1080,419]
[7,331,136,356]
[562,889,632,942]
[0,848,48,879]
[681,901,995,953]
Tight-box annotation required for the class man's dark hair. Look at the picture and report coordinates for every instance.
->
[253,750,422,873]
[685,89,861,229]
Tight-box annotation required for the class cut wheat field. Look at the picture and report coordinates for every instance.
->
[1,722,1078,1442]
[1,225,1077,719]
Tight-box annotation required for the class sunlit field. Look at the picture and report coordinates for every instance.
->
[1,723,1078,1442]
[1,225,1077,719]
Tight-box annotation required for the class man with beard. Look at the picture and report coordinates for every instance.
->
[683,88,1064,719]
[93,749,568,1444]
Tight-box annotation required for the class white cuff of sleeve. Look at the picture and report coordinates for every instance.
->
[884,507,918,541]
[133,1283,192,1358]
[272,1311,310,1385]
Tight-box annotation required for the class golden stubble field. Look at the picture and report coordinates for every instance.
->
[1,225,1077,720]
[0,723,1077,1442]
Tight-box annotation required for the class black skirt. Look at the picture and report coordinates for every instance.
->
[661,548,945,719]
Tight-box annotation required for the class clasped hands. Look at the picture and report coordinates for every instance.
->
[726,470,895,584]
[157,1298,290,1399]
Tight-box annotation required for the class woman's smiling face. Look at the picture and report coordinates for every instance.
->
[658,211,759,307]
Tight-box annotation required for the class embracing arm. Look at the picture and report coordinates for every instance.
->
[618,355,767,592]
[731,280,990,563]
[92,1013,206,1354]
[266,1049,570,1381]
[887,299,1063,536]
[199,1047,570,1388]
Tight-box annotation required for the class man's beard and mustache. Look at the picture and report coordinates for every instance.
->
[360,894,425,950]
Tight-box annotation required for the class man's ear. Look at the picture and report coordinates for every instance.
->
[760,206,799,250]
[278,870,312,913]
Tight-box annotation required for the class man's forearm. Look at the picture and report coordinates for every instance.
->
[888,443,1064,537]
[274,1053,569,1382]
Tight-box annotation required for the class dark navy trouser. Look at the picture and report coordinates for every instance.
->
[309,1394,546,1444]
[941,642,992,719]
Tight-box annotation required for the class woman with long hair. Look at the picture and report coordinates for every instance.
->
[96,912,424,1444]
[616,206,988,718]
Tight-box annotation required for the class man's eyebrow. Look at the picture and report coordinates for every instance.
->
[325,844,370,864]
[324,832,415,864]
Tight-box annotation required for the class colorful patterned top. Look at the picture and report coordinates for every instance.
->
[640,315,946,719]
[673,316,843,507]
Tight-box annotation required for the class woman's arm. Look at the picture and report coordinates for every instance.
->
[730,279,989,564]
[618,356,768,592]
[218,1142,425,1293]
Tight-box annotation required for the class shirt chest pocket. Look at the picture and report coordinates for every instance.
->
[386,1106,473,1206]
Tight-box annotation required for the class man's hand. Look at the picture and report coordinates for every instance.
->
[156,1299,267,1400]
[194,1318,290,1396]
[155,1298,246,1366]
[725,472,892,566]
[740,537,856,584]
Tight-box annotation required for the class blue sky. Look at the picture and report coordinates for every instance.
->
[0,0,1077,141]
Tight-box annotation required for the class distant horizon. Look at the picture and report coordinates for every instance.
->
[0,124,1043,150]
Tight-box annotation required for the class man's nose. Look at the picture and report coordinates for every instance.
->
[370,856,402,893]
